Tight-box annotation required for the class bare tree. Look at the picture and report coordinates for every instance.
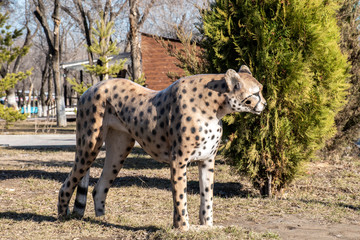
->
[143,0,206,39]
[127,0,155,80]
[34,0,67,126]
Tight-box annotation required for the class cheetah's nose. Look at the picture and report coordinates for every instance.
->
[255,102,266,112]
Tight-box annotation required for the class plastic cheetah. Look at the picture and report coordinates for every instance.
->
[58,66,266,231]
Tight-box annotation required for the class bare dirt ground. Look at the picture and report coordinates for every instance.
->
[0,122,359,239]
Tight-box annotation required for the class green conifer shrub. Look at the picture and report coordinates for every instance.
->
[0,11,31,126]
[201,0,349,195]
[70,12,144,96]
[83,12,127,82]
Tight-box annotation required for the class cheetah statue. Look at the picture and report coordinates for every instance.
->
[58,66,266,231]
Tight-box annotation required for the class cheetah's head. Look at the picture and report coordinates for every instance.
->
[224,66,266,115]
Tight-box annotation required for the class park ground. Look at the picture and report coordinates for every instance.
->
[0,120,359,239]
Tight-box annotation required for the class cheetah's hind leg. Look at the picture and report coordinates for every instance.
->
[92,129,135,217]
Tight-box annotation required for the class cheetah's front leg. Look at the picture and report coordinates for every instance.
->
[170,156,189,231]
[198,159,215,226]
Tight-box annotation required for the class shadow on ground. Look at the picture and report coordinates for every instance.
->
[7,146,167,170]
[0,211,160,232]
[300,199,360,212]
[1,146,256,198]
[0,168,253,198]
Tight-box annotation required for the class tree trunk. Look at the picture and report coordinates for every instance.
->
[27,77,33,117]
[125,0,155,53]
[104,58,109,81]
[45,64,53,117]
[39,56,48,117]
[5,88,18,110]
[260,173,272,197]
[52,38,67,126]
[129,0,142,81]
[53,0,66,127]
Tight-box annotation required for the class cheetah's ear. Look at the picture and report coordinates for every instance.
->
[225,69,242,92]
[238,65,252,75]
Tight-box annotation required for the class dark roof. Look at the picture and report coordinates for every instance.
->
[140,32,181,42]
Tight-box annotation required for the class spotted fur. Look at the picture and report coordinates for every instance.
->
[58,66,266,231]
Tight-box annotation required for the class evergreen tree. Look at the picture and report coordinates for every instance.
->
[83,12,126,82]
[0,11,31,125]
[69,12,127,95]
[201,0,349,195]
[70,12,147,96]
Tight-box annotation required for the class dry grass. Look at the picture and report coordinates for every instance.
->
[0,128,360,239]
